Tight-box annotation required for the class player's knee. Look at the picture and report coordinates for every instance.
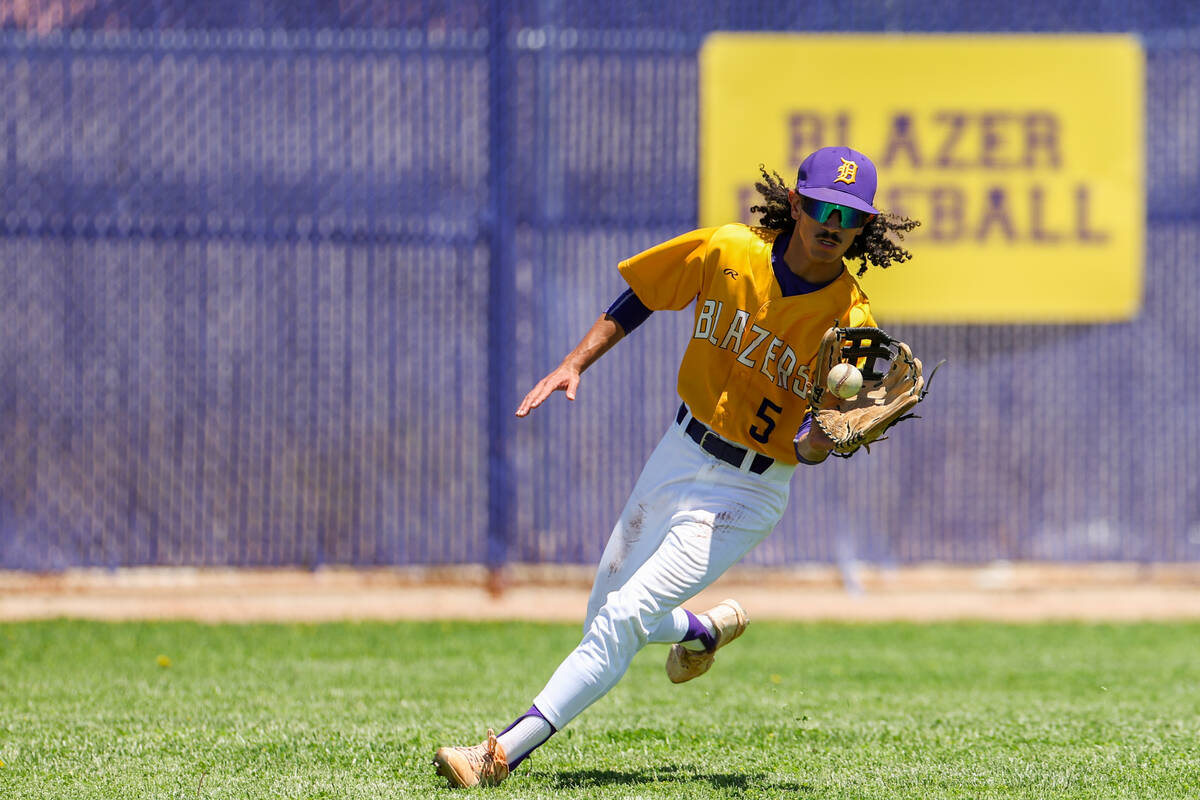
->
[593,590,658,648]
[582,604,600,636]
[582,590,608,634]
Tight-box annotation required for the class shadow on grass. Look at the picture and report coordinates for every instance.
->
[550,764,810,794]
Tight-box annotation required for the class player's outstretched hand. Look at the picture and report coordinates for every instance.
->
[516,314,624,417]
[515,365,581,417]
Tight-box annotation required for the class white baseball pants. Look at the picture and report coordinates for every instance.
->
[532,412,795,729]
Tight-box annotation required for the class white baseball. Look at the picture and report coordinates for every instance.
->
[826,363,863,399]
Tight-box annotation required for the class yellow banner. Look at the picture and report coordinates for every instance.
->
[699,35,1144,323]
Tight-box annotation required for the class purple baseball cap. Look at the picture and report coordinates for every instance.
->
[794,146,879,214]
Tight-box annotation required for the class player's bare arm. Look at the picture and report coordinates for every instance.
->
[515,314,626,417]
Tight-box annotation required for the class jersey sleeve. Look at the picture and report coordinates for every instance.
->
[617,227,717,311]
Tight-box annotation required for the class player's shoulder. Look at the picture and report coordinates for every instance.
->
[706,222,778,246]
[840,266,870,299]
[710,221,777,241]
[837,267,873,326]
[839,264,865,287]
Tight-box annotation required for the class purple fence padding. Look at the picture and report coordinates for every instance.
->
[0,5,1198,568]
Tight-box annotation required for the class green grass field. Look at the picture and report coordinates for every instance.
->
[1,619,1198,799]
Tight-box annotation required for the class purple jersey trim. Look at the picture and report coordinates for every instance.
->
[605,287,653,333]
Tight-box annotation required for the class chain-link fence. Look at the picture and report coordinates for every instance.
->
[1,1,1198,569]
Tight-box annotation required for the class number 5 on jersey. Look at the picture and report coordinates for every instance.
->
[748,397,783,444]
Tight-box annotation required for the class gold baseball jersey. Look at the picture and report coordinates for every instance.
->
[618,223,875,465]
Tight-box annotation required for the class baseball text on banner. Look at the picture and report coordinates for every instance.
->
[699,35,1144,323]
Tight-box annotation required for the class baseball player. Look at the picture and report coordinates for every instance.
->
[434,146,921,788]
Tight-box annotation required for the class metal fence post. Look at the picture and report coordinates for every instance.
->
[485,2,516,581]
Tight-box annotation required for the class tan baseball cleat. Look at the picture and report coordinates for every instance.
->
[433,728,510,788]
[665,599,749,684]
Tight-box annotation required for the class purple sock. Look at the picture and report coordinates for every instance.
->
[499,704,557,770]
[682,609,718,650]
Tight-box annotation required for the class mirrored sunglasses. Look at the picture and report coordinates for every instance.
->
[799,196,877,229]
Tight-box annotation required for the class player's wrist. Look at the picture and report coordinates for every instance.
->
[794,439,830,465]
[557,359,585,378]
[793,412,831,465]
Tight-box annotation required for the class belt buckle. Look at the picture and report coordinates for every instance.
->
[699,429,744,468]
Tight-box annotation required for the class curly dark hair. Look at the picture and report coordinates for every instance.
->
[749,165,920,277]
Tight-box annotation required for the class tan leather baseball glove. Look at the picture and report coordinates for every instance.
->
[808,325,940,457]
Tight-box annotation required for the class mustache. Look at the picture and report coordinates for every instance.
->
[815,230,842,244]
